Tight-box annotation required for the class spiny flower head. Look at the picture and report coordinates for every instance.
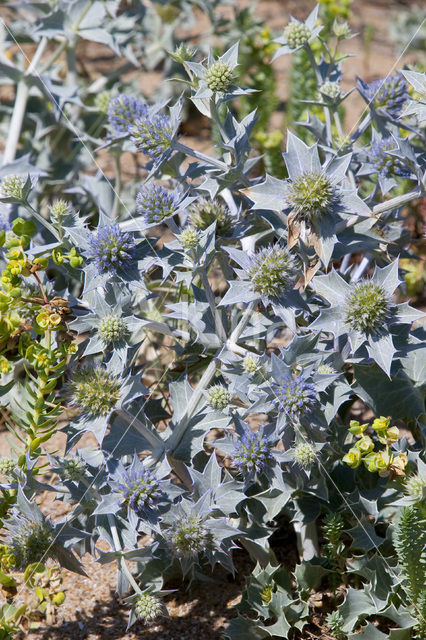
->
[189,198,232,236]
[369,137,410,178]
[88,224,136,275]
[129,112,173,161]
[0,457,16,479]
[134,592,162,621]
[167,515,213,558]
[94,90,111,114]
[287,171,335,221]
[179,226,200,251]
[232,430,274,475]
[7,518,54,570]
[118,468,162,515]
[0,175,25,199]
[49,199,72,223]
[275,374,316,421]
[344,281,390,333]
[319,81,342,102]
[293,442,316,468]
[404,474,426,502]
[247,246,297,299]
[60,456,86,482]
[136,183,180,224]
[364,73,409,119]
[242,355,260,374]
[107,94,148,135]
[207,384,231,410]
[317,363,335,374]
[68,367,121,417]
[205,60,234,92]
[98,314,128,343]
[283,21,312,49]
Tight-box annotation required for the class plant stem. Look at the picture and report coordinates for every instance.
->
[107,514,142,595]
[175,141,228,171]
[294,521,320,560]
[116,408,165,451]
[336,187,422,233]
[111,152,122,218]
[22,202,60,240]
[2,37,48,165]
[202,268,227,342]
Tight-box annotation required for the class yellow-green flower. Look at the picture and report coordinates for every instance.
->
[342,448,361,469]
[355,435,374,454]
[348,420,368,436]
[363,450,391,473]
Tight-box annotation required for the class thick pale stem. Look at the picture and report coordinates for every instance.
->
[108,514,142,595]
[116,408,165,451]
[202,269,227,342]
[175,141,228,171]
[336,188,422,233]
[2,37,48,165]
[294,521,320,560]
[111,152,122,218]
[351,255,371,282]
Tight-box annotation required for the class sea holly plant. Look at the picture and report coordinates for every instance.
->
[309,260,425,374]
[0,1,425,638]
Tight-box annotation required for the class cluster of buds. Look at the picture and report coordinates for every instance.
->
[342,417,407,478]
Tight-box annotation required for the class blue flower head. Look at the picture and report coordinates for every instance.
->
[107,94,148,136]
[88,224,136,275]
[118,468,162,516]
[361,73,408,119]
[275,374,316,421]
[232,430,274,476]
[136,183,180,224]
[369,137,410,178]
[129,112,173,161]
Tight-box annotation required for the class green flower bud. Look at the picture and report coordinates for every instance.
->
[287,171,335,221]
[404,474,426,502]
[248,246,297,298]
[205,61,234,93]
[0,457,16,478]
[317,363,335,374]
[342,447,362,469]
[345,282,390,333]
[318,81,342,102]
[171,44,196,64]
[283,21,312,49]
[207,384,231,410]
[293,442,316,468]
[49,200,72,224]
[242,355,260,374]
[0,175,25,199]
[179,227,200,251]
[98,314,128,343]
[134,592,162,621]
[94,90,111,114]
[167,515,213,558]
[333,20,352,39]
[68,367,122,417]
[189,198,232,236]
